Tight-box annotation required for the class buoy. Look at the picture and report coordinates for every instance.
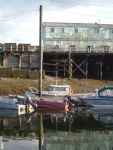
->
[70,89,73,94]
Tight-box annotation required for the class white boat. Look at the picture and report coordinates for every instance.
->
[25,84,74,97]
[0,95,37,110]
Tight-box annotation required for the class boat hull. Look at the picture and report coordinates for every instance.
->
[32,99,69,109]
[79,97,113,107]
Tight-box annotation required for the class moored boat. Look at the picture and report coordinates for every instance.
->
[0,96,25,110]
[32,98,69,110]
[0,95,37,110]
[25,84,74,97]
[14,95,69,110]
[25,85,89,98]
[78,86,113,107]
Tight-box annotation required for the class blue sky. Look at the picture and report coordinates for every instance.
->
[0,0,113,45]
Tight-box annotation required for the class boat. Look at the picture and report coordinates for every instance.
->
[14,94,69,110]
[25,84,88,98]
[25,84,74,97]
[0,96,26,110]
[0,95,37,110]
[78,86,113,107]
[32,98,69,110]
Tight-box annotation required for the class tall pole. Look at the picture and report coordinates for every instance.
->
[39,6,43,149]
[100,56,103,80]
[39,5,43,98]
[68,49,72,79]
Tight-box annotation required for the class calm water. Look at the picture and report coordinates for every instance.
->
[0,106,113,150]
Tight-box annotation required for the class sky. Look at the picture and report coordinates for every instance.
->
[0,0,113,45]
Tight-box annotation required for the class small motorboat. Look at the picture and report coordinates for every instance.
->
[25,84,91,98]
[78,86,113,107]
[0,95,37,110]
[0,96,26,110]
[32,98,69,110]
[25,83,74,97]
[15,94,69,110]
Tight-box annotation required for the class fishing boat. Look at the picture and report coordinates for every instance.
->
[78,86,113,107]
[25,84,74,97]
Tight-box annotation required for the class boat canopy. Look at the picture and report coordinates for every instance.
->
[98,86,113,98]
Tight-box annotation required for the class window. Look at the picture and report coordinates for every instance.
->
[75,28,78,33]
[87,46,94,52]
[104,46,110,52]
[97,29,99,33]
[110,29,113,33]
[50,27,54,33]
[60,27,64,33]
[95,147,100,150]
[95,28,99,33]
[54,45,59,50]
[70,45,75,51]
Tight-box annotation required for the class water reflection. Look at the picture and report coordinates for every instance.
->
[0,107,113,149]
[84,107,113,129]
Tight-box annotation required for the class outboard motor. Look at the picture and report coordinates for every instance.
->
[24,95,37,109]
[64,95,80,106]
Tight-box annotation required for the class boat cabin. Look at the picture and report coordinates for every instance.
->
[25,84,74,97]
[98,86,113,98]
[42,84,73,96]
[49,85,71,92]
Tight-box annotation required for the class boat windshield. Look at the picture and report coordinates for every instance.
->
[99,89,113,97]
[50,87,69,91]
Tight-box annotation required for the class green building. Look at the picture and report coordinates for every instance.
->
[42,22,113,53]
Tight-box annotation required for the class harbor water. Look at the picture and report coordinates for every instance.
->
[0,106,113,150]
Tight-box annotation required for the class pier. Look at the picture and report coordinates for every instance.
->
[43,51,113,80]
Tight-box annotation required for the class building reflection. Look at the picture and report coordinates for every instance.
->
[0,107,113,149]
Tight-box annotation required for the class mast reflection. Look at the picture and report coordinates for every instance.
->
[0,107,113,149]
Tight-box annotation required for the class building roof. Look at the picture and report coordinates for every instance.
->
[43,22,113,28]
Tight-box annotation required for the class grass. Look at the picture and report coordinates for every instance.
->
[0,76,113,96]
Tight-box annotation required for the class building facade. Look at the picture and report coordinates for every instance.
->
[42,22,113,53]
